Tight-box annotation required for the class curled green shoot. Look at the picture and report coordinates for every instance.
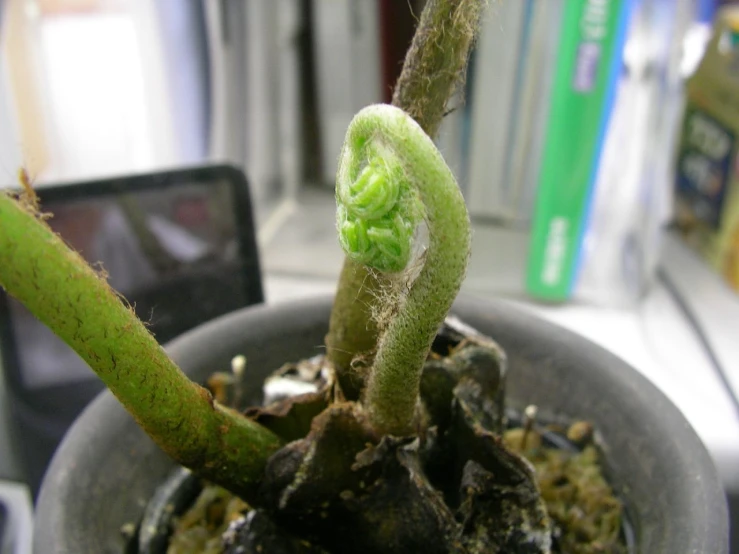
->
[325,0,487,385]
[336,104,471,436]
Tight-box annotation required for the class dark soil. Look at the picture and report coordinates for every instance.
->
[153,321,628,554]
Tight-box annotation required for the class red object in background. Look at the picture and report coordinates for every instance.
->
[174,196,210,227]
[379,0,418,103]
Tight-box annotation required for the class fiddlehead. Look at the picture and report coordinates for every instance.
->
[324,0,486,396]
[336,140,421,273]
[336,104,471,436]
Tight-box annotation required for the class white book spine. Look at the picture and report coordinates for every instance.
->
[509,0,564,222]
[467,0,527,218]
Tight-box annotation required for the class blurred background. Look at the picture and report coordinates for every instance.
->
[1,0,739,551]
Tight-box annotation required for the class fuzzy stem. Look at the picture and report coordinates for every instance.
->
[392,0,487,137]
[337,105,471,436]
[326,0,486,384]
[0,192,282,501]
[325,262,381,398]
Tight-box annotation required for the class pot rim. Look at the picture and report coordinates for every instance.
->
[34,294,729,553]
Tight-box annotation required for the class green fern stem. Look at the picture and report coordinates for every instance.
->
[336,104,471,436]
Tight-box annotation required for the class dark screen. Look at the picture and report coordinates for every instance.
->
[1,166,263,390]
[0,165,263,493]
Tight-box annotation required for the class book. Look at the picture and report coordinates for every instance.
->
[674,6,739,294]
[506,0,564,222]
[525,0,633,301]
[466,0,527,218]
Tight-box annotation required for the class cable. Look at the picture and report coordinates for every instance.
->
[657,267,739,422]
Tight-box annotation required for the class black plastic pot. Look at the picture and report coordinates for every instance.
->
[34,296,729,553]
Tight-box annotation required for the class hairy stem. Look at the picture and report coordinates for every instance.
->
[0,192,282,502]
[337,105,471,436]
[325,262,381,398]
[392,0,487,137]
[326,0,486,387]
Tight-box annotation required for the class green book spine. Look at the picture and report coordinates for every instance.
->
[525,0,629,300]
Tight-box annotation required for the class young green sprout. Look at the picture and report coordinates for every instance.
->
[336,104,471,436]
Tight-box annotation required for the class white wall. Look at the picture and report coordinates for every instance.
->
[0,36,22,184]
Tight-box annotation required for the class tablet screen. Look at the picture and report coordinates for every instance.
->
[1,166,263,390]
